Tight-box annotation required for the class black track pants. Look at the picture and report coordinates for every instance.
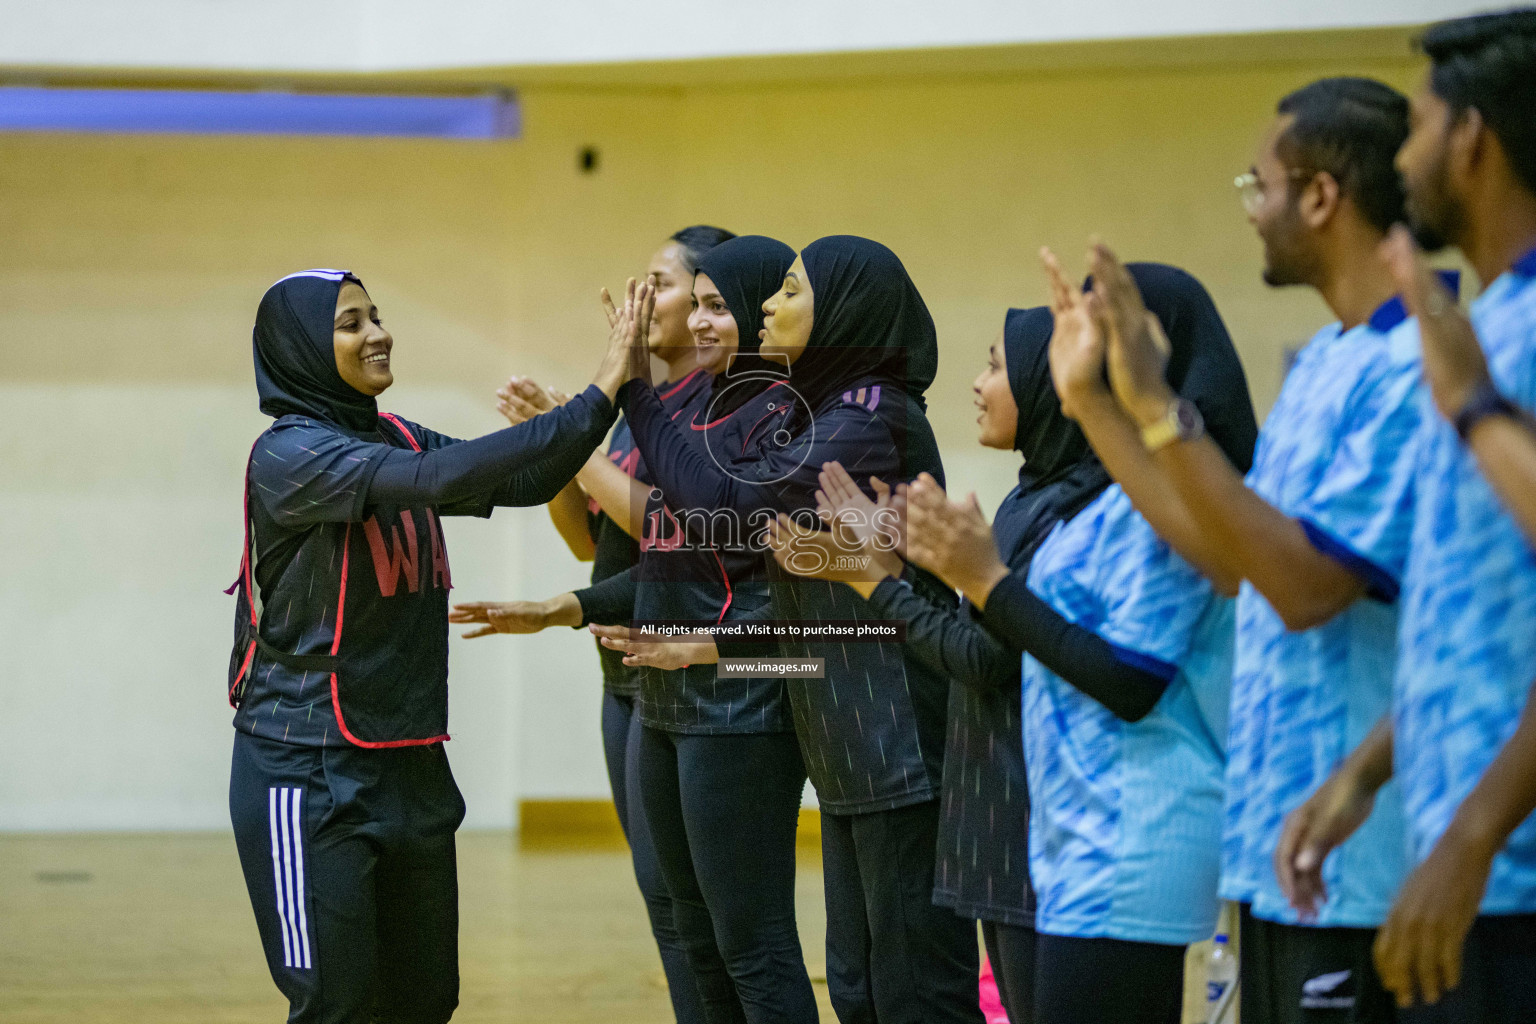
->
[229,731,465,1024]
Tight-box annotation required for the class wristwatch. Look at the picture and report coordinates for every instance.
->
[1141,397,1204,452]
[1453,379,1520,442]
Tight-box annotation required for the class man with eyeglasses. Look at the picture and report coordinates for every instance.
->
[1064,77,1421,1024]
[1272,12,1536,1021]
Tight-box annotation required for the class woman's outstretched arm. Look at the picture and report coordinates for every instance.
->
[368,279,650,510]
[367,384,618,509]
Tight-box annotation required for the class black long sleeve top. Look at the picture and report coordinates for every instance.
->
[586,370,712,696]
[626,379,952,813]
[230,389,617,749]
[980,573,1171,723]
[365,385,617,512]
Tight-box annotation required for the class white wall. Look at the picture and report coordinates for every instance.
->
[0,0,1488,72]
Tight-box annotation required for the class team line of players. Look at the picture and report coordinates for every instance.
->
[225,10,1536,1024]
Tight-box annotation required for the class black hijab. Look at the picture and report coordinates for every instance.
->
[791,235,939,415]
[993,262,1258,568]
[996,305,1112,567]
[253,268,379,434]
[696,235,797,418]
[1126,262,1258,474]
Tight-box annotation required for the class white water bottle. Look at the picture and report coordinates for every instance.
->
[1202,933,1237,1023]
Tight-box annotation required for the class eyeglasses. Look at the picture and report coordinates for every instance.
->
[1234,168,1318,215]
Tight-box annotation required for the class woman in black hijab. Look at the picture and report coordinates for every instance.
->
[453,238,820,1024]
[786,305,1108,1023]
[473,225,734,1024]
[613,236,982,1024]
[226,268,632,1023]
[795,272,1256,1021]
[924,262,1258,666]
[898,260,1257,1024]
[587,236,823,1024]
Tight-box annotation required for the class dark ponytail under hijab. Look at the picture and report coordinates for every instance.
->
[670,225,737,274]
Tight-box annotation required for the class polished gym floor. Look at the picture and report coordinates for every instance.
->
[0,832,834,1023]
[1,831,1212,1023]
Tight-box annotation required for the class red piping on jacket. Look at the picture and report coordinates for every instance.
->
[326,413,451,748]
[229,439,261,706]
[711,549,733,624]
[658,368,703,402]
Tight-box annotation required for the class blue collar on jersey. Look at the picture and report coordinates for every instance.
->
[1368,296,1408,333]
[1368,270,1462,333]
[1512,246,1536,278]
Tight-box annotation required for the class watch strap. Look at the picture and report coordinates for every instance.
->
[1454,380,1520,442]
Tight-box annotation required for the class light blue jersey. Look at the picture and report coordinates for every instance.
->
[1224,297,1423,927]
[1395,249,1536,915]
[1023,485,1231,945]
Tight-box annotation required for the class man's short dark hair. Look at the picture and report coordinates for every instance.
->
[669,225,737,274]
[1275,77,1409,233]
[1421,8,1536,196]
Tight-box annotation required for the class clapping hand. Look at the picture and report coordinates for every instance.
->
[765,462,907,592]
[1041,245,1111,420]
[819,461,907,572]
[593,277,655,396]
[602,277,656,388]
[1088,241,1176,428]
[1381,225,1487,421]
[449,600,554,638]
[903,473,1009,607]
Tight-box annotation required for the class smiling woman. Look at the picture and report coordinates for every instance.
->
[451,235,818,1024]
[457,224,740,1024]
[614,235,986,1024]
[331,281,395,394]
[687,271,741,374]
[223,267,640,1023]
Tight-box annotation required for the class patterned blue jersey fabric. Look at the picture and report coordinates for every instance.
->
[1395,250,1536,915]
[1023,485,1230,945]
[1223,299,1423,927]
